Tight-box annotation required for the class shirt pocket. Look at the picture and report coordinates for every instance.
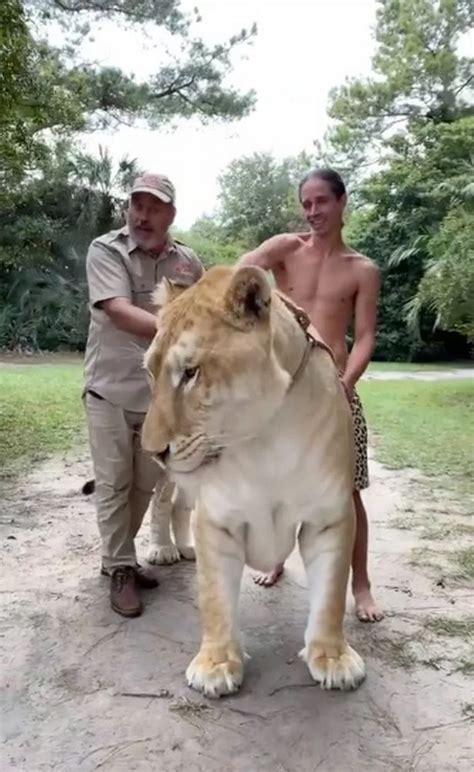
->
[164,258,196,287]
[130,276,155,312]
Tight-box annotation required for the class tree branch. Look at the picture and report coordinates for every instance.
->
[152,76,197,101]
[51,0,158,18]
[48,1,189,34]
[52,1,125,13]
[175,90,216,117]
[454,74,474,97]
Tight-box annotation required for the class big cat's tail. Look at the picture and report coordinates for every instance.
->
[82,479,95,495]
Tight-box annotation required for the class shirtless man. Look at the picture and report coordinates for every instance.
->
[238,167,383,622]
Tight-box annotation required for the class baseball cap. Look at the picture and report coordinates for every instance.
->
[130,173,176,204]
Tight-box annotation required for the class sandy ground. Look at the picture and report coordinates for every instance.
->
[1,447,473,772]
[363,370,474,381]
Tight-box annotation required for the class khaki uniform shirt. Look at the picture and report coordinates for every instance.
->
[83,226,204,412]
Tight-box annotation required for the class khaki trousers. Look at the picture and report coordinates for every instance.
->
[84,392,165,571]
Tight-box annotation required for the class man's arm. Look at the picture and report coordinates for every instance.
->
[100,298,157,339]
[86,241,157,339]
[236,235,292,271]
[342,262,380,397]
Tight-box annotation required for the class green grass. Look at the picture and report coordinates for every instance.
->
[424,616,474,639]
[420,522,474,541]
[1,361,473,499]
[0,364,85,477]
[358,379,474,497]
[449,547,474,581]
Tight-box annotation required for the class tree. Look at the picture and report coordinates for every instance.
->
[0,1,49,188]
[217,151,313,247]
[320,0,474,359]
[174,230,246,270]
[171,214,247,268]
[407,207,474,342]
[0,144,141,351]
[68,146,143,254]
[324,0,473,173]
[1,1,257,191]
[345,116,474,359]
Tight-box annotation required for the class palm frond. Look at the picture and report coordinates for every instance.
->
[403,294,423,337]
[388,234,427,267]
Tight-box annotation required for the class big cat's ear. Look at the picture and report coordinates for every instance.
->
[224,266,271,328]
[152,277,187,308]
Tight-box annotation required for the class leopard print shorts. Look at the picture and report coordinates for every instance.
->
[350,389,369,491]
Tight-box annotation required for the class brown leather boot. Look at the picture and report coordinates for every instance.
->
[134,563,159,589]
[110,566,143,618]
[101,564,159,590]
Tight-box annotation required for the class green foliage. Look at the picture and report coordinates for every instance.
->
[38,1,193,34]
[346,117,474,359]
[1,1,257,190]
[325,0,473,171]
[417,207,474,340]
[0,1,51,190]
[0,253,90,351]
[217,151,312,247]
[0,144,138,351]
[173,232,245,269]
[346,116,474,359]
[331,1,474,360]
[173,215,246,267]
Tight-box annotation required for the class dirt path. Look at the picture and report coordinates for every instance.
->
[363,369,474,381]
[1,448,472,771]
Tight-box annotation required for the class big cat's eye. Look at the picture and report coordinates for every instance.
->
[181,366,199,385]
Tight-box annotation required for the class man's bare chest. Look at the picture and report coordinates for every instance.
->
[275,253,357,306]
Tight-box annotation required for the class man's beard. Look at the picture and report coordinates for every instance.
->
[130,224,164,251]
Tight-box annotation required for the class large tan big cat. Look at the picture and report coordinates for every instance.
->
[141,264,366,698]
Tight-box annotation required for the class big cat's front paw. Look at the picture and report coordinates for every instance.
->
[177,544,196,561]
[299,641,366,690]
[147,544,181,565]
[186,644,244,698]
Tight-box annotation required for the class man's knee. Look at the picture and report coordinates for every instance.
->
[96,478,131,498]
[94,480,132,525]
[134,457,167,499]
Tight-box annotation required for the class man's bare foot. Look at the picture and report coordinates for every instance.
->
[354,586,384,622]
[253,564,284,587]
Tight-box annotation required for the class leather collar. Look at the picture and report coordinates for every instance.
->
[275,291,336,389]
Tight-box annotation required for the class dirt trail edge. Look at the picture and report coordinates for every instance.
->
[1,448,473,772]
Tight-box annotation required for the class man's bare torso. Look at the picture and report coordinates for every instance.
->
[272,234,373,373]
